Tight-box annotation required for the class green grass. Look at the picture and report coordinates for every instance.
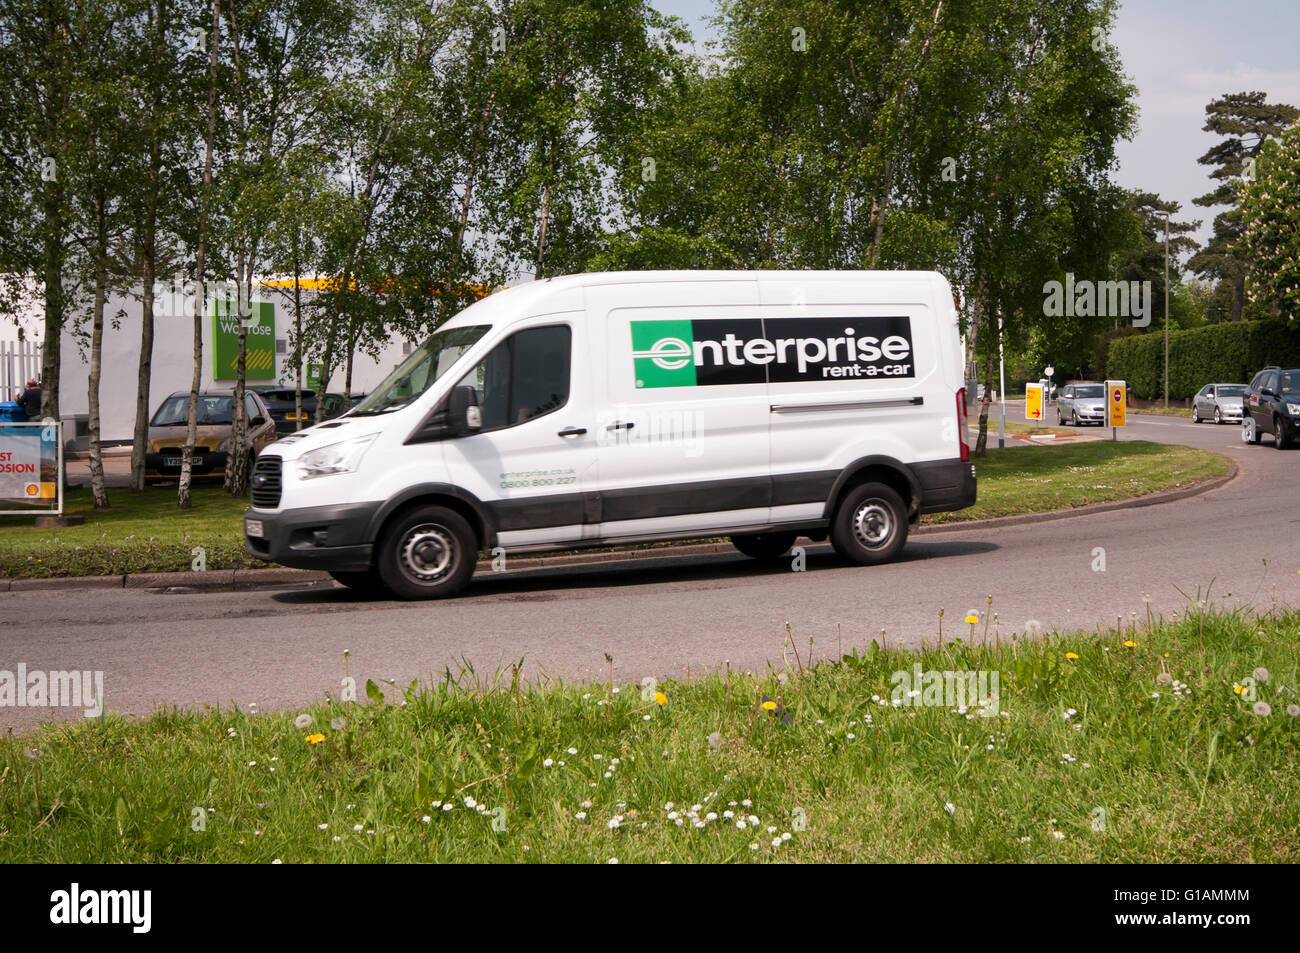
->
[2,606,1297,863]
[0,485,254,578]
[0,441,1229,577]
[924,439,1229,524]
[1131,406,1194,418]
[970,420,1074,436]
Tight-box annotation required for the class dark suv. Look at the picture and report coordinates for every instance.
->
[1242,366,1300,449]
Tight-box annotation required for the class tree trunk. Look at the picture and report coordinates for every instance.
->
[292,231,303,430]
[88,194,109,509]
[131,235,155,491]
[534,178,552,281]
[180,0,221,510]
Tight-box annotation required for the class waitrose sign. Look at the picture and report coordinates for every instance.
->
[212,299,276,381]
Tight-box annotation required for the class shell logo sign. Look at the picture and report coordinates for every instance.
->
[24,482,39,497]
[1025,382,1044,421]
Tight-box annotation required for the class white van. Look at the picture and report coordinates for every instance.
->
[244,270,975,598]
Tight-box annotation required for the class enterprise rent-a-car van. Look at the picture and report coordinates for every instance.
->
[244,271,976,598]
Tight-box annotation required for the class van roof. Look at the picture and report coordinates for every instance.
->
[442,270,954,331]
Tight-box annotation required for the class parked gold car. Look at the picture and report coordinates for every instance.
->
[146,390,277,481]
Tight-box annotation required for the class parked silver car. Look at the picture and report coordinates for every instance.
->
[1191,382,1245,424]
[1057,381,1106,426]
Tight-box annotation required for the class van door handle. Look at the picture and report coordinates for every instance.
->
[605,421,634,431]
[557,427,587,437]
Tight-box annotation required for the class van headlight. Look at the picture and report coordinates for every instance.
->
[297,434,378,480]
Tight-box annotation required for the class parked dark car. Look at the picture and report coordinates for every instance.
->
[1241,366,1300,449]
[252,387,354,434]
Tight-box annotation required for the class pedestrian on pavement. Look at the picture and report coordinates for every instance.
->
[20,378,41,418]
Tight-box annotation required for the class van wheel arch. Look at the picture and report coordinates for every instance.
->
[824,458,920,524]
[367,487,494,559]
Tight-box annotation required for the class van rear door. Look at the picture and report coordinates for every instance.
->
[757,273,949,522]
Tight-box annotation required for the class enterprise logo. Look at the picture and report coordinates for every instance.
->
[631,316,915,388]
[632,336,694,371]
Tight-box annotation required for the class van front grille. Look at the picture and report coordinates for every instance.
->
[250,455,282,508]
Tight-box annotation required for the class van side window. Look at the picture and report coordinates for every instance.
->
[457,325,571,431]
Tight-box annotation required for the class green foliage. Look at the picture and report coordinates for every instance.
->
[1240,122,1300,320]
[1107,319,1300,399]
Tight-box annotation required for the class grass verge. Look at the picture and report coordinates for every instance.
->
[0,441,1229,577]
[1,606,1296,862]
[924,439,1228,523]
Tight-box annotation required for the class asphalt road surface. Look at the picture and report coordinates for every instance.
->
[5,409,1297,731]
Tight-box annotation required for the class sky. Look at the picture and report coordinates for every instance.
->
[652,0,1300,257]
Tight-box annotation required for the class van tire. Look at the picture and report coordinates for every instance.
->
[731,532,799,560]
[830,482,908,565]
[377,505,477,599]
[329,570,389,596]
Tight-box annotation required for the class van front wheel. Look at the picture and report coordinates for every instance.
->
[830,483,908,565]
[377,505,477,599]
[731,531,798,560]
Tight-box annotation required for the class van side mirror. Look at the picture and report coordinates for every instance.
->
[447,385,481,436]
[407,385,481,444]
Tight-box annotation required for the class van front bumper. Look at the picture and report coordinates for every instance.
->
[243,501,379,571]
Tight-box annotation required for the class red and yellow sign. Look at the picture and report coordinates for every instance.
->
[1106,380,1126,427]
[1025,383,1044,421]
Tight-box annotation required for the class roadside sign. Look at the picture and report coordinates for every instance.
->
[0,421,62,515]
[1106,380,1127,427]
[1025,382,1044,421]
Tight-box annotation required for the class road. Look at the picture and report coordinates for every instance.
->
[4,410,1297,731]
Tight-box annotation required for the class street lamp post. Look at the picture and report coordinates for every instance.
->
[1162,210,1171,409]
[998,314,1006,448]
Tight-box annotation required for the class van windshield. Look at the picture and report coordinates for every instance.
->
[351,325,490,416]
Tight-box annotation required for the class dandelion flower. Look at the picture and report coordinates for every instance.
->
[1287,704,1300,717]
[330,717,346,731]
[1253,702,1272,717]
[1124,640,1136,648]
[1253,667,1270,682]
[762,700,777,711]
[294,714,312,729]
[305,733,325,745]
[654,692,667,706]
[1065,652,1079,660]
[1156,672,1172,685]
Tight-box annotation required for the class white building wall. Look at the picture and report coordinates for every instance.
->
[57,286,413,442]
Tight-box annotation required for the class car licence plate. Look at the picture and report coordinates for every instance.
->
[163,455,203,467]
[245,519,264,538]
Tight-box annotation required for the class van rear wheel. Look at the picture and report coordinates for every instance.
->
[830,482,908,565]
[731,531,798,560]
[377,505,477,599]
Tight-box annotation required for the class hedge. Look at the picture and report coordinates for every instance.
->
[1106,319,1300,400]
